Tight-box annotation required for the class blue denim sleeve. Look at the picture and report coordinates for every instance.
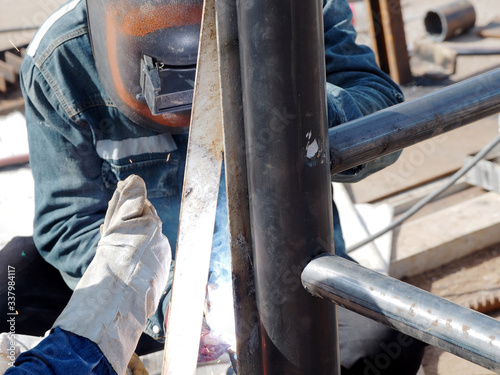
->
[323,0,404,183]
[20,54,111,288]
[5,327,116,375]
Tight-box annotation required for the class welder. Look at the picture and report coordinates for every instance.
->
[1,0,426,373]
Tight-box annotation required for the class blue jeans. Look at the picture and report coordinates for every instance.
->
[5,328,115,375]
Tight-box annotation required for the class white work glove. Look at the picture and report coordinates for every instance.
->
[53,175,171,375]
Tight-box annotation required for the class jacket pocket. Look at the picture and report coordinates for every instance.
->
[102,150,181,199]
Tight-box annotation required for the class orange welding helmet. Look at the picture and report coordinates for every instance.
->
[86,0,203,133]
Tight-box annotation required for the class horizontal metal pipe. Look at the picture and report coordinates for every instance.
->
[302,254,500,373]
[329,68,500,175]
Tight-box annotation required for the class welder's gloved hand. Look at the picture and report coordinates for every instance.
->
[53,175,171,375]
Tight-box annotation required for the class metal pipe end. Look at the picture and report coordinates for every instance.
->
[424,0,476,42]
[424,11,447,42]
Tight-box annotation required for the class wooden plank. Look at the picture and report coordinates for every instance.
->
[346,115,499,203]
[464,150,500,193]
[0,60,16,84]
[0,0,67,51]
[378,0,412,85]
[4,51,23,73]
[363,0,411,85]
[0,97,25,116]
[397,185,486,223]
[0,75,6,93]
[378,177,470,216]
[389,191,500,279]
[405,245,500,315]
[364,0,389,73]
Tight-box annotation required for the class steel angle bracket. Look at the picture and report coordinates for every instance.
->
[162,0,224,373]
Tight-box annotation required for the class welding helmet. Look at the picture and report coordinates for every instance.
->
[86,0,203,133]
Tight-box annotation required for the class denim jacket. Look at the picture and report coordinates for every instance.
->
[20,0,403,341]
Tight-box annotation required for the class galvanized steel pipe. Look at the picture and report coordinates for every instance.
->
[329,68,500,176]
[302,255,500,373]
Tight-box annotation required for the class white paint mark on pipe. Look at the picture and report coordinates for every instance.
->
[306,138,319,159]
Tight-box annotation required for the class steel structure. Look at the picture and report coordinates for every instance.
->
[329,68,500,175]
[236,0,340,373]
[216,0,500,374]
[302,255,500,372]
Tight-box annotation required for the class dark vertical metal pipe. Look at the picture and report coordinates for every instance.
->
[215,0,263,373]
[237,1,340,373]
[302,255,500,373]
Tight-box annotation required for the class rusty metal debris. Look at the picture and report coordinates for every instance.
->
[468,292,500,314]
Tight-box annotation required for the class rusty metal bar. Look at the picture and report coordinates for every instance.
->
[378,0,412,84]
[237,0,340,373]
[329,68,500,176]
[364,0,389,73]
[302,254,500,373]
[364,0,412,84]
